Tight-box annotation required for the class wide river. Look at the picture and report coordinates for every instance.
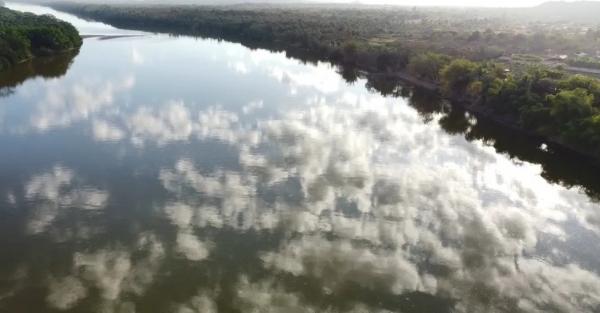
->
[2,3,600,313]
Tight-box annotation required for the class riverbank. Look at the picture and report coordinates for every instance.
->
[0,6,81,72]
[379,69,600,165]
[45,2,600,164]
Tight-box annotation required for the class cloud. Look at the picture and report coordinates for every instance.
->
[165,203,195,229]
[233,275,399,313]
[24,166,109,234]
[123,100,253,146]
[93,119,125,142]
[45,233,165,311]
[176,232,210,261]
[269,64,342,95]
[46,277,88,310]
[262,235,424,294]
[234,275,317,313]
[174,290,218,313]
[154,92,600,312]
[74,249,132,301]
[228,61,249,74]
[30,75,135,132]
[164,202,211,261]
[242,100,264,115]
[131,47,145,65]
[128,100,194,146]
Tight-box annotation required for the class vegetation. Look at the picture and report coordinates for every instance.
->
[0,50,78,97]
[407,53,450,82]
[0,7,81,72]
[48,2,600,159]
[433,60,600,157]
[568,57,600,70]
[49,2,600,62]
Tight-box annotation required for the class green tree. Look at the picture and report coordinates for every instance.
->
[549,88,595,124]
[0,7,81,72]
[440,59,479,96]
[558,75,600,107]
[407,52,450,81]
[548,88,596,141]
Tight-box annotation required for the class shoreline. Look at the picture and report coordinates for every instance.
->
[382,70,600,166]
[1,45,80,73]
[81,34,145,40]
[34,3,600,167]
[0,5,82,73]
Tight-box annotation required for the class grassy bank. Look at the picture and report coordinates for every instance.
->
[0,6,82,72]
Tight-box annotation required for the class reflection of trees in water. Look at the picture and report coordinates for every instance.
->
[337,65,359,84]
[325,70,600,200]
[465,112,600,200]
[0,86,14,97]
[373,78,600,200]
[365,73,403,97]
[0,51,79,98]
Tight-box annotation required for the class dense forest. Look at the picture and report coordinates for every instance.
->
[0,6,81,72]
[415,56,600,157]
[48,2,600,159]
[49,2,600,60]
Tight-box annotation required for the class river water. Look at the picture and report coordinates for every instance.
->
[1,3,600,313]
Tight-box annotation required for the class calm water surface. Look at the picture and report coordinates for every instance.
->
[1,3,600,313]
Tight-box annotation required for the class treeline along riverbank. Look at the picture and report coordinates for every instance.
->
[45,2,600,163]
[0,5,81,72]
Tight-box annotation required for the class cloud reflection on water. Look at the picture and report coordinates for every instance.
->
[45,233,164,312]
[3,32,600,313]
[24,166,108,235]
[29,75,135,133]
[155,92,600,312]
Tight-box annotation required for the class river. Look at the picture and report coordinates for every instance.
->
[1,3,600,313]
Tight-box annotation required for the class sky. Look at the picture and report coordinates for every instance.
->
[327,0,595,7]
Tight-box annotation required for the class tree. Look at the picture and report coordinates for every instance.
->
[407,52,450,81]
[0,7,81,72]
[548,88,595,125]
[558,75,600,107]
[546,88,596,142]
[440,59,479,96]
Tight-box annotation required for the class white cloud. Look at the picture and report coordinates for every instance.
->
[155,92,600,312]
[131,47,145,65]
[164,201,211,262]
[30,75,135,132]
[228,61,249,74]
[52,233,165,309]
[165,203,195,229]
[174,290,218,313]
[129,100,194,146]
[176,232,210,261]
[242,100,264,115]
[269,64,341,95]
[46,277,88,310]
[93,119,125,142]
[74,249,132,301]
[24,166,109,234]
[234,276,317,313]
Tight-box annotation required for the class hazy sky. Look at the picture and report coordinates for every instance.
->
[336,0,595,7]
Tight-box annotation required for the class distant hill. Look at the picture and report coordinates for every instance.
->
[524,1,600,24]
